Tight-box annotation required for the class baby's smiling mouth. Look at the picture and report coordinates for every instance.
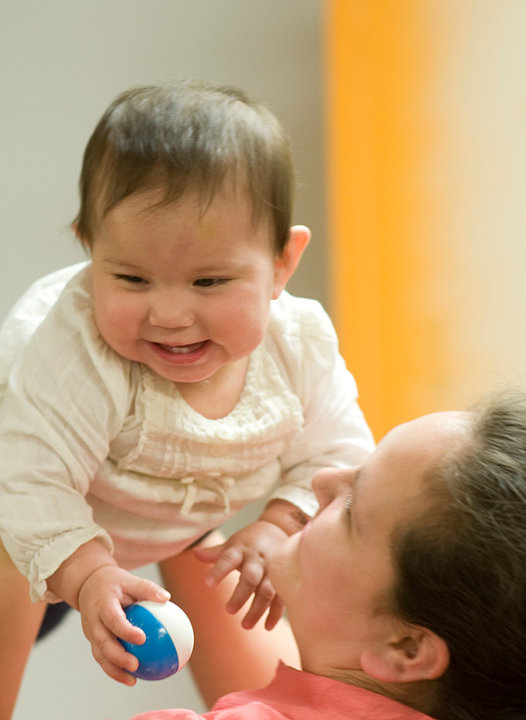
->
[155,341,207,354]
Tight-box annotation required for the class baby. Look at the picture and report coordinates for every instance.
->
[0,81,373,705]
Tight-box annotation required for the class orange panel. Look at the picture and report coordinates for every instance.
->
[325,1,447,439]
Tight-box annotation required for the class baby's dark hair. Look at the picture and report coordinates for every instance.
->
[75,80,294,251]
[391,392,526,720]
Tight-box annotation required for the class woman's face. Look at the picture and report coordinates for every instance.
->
[269,410,468,673]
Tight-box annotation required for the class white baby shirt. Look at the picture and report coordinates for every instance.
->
[0,264,374,601]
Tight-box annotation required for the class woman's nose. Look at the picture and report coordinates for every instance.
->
[312,466,356,510]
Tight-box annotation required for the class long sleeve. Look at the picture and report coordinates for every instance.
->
[0,262,87,399]
[265,292,374,517]
[0,268,130,600]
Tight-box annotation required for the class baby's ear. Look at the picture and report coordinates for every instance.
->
[71,221,90,251]
[361,624,449,684]
[272,225,311,298]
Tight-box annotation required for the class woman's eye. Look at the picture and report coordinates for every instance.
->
[343,493,353,521]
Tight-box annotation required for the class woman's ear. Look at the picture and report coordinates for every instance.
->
[361,624,449,684]
[272,225,311,298]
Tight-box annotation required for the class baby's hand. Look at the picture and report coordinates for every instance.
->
[77,566,170,685]
[193,521,287,630]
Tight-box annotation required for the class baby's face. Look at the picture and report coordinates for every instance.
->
[87,188,283,386]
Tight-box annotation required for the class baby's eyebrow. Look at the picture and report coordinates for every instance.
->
[101,257,143,270]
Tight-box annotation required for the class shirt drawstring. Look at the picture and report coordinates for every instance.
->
[180,472,235,515]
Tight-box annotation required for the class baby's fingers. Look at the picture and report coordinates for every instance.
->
[264,595,285,631]
[226,560,265,616]
[240,576,276,629]
[192,543,223,565]
[90,622,140,684]
[102,598,146,646]
[124,574,171,606]
[203,546,244,588]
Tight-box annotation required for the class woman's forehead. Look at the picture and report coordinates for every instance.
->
[361,411,471,503]
[381,410,470,454]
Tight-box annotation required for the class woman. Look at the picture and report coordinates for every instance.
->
[132,392,526,720]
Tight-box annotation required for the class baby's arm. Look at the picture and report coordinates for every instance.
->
[193,499,308,630]
[47,539,170,685]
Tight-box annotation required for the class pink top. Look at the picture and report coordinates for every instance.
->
[128,663,436,720]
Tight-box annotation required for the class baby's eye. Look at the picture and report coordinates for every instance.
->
[115,274,146,285]
[193,278,228,288]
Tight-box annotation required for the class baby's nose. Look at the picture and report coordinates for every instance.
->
[148,292,194,328]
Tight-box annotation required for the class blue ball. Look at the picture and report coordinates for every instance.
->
[120,600,194,681]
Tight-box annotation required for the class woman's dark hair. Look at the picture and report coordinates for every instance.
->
[75,80,294,252]
[392,392,526,720]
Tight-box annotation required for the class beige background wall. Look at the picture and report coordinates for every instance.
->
[0,1,326,317]
[1,2,324,719]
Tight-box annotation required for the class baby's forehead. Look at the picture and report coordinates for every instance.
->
[102,169,256,212]
[90,183,276,255]
[103,183,267,226]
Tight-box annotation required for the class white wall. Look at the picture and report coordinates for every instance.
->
[0,2,323,719]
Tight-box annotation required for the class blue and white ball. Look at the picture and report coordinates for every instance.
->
[120,600,194,680]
